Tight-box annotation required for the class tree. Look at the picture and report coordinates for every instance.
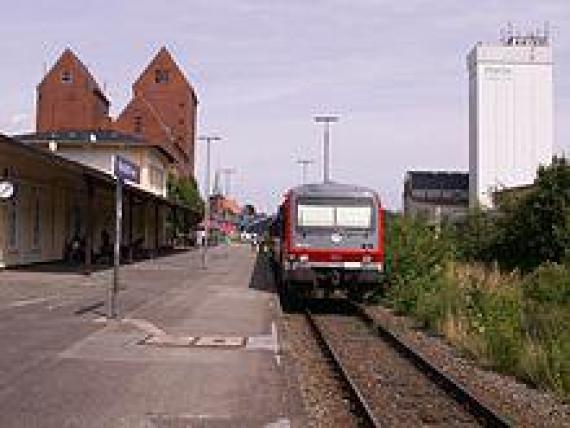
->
[456,157,570,271]
[167,175,205,236]
[167,174,204,215]
[496,156,570,271]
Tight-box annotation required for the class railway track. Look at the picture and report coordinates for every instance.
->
[305,300,511,427]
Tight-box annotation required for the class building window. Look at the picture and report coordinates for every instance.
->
[150,166,164,192]
[179,102,185,109]
[155,69,169,84]
[61,71,73,84]
[8,197,17,250]
[178,119,184,126]
[134,115,143,134]
[32,188,40,249]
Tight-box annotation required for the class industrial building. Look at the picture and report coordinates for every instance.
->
[467,30,553,207]
[403,171,469,224]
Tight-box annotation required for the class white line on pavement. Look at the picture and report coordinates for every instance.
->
[121,318,167,336]
[8,296,52,308]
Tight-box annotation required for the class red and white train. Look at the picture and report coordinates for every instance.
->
[270,182,384,301]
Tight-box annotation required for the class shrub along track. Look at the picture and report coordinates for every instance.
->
[305,299,512,427]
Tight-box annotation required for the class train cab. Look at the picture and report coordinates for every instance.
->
[272,182,384,299]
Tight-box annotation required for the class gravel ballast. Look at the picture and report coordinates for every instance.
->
[281,315,358,427]
[367,304,570,427]
[316,313,481,427]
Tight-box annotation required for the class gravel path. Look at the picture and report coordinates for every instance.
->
[367,305,570,427]
[316,313,481,427]
[281,315,358,428]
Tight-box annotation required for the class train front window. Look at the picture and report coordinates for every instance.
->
[297,205,335,227]
[297,199,373,229]
[336,206,371,228]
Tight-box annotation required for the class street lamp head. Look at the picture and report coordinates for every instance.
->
[314,115,339,123]
[198,135,222,142]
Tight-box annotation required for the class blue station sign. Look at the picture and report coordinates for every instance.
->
[114,155,140,184]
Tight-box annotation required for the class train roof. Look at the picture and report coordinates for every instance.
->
[288,181,379,200]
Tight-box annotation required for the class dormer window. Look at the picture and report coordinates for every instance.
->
[155,69,169,84]
[61,71,73,83]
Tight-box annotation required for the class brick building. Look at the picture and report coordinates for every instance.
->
[37,48,112,132]
[115,47,198,177]
[1,47,201,269]
[35,47,197,178]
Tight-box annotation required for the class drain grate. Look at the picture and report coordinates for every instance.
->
[195,336,244,347]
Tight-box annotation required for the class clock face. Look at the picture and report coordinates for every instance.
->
[0,181,15,200]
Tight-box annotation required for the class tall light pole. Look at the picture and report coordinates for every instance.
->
[199,135,221,269]
[314,115,339,183]
[220,167,236,197]
[296,159,314,184]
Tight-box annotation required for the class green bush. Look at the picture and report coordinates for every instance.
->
[384,214,454,313]
[454,157,570,272]
[521,263,570,397]
[382,213,569,400]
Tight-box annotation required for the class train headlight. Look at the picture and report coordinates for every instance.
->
[362,255,372,263]
[299,254,309,263]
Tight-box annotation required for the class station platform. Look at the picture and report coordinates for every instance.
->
[0,245,305,427]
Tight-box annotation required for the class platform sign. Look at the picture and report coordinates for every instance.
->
[110,156,139,319]
[113,155,140,184]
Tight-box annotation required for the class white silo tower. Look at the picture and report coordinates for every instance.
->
[467,26,553,207]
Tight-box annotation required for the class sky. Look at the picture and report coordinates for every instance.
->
[1,1,569,212]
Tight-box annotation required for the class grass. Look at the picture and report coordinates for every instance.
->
[383,261,570,401]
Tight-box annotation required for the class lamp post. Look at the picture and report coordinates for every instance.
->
[296,159,314,184]
[199,135,221,269]
[314,115,339,183]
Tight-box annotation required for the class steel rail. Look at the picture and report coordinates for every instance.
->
[305,308,381,428]
[352,302,512,428]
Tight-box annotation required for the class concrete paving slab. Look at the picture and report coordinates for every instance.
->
[0,245,306,427]
[246,334,279,352]
[143,334,195,347]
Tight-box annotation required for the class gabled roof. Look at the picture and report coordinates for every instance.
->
[115,95,188,163]
[39,48,109,105]
[133,46,198,102]
[116,94,172,142]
